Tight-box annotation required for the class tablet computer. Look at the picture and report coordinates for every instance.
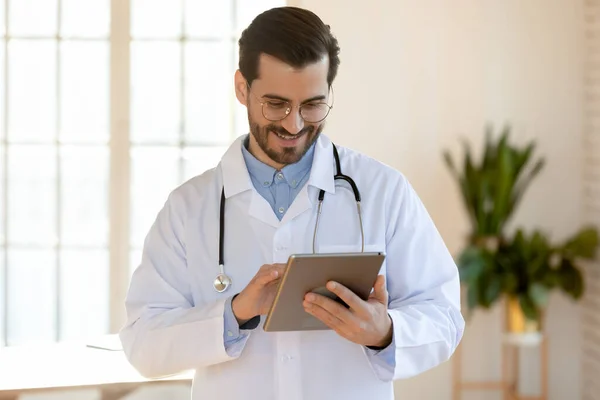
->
[263,251,386,332]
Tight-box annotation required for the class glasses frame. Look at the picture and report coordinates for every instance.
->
[246,83,334,123]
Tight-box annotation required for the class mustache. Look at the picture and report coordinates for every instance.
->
[266,124,314,137]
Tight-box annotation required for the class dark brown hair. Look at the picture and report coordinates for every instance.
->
[238,6,340,87]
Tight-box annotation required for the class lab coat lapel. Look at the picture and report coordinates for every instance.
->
[249,191,280,228]
[219,134,337,227]
[280,134,336,224]
[306,133,336,196]
[219,135,281,228]
[220,135,253,198]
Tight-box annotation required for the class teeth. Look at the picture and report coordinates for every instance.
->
[276,132,295,140]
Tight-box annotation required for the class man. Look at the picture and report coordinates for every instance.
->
[120,6,464,400]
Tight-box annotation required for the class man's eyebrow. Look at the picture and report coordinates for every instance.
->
[261,94,327,104]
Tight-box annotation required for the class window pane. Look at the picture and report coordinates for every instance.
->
[182,146,227,181]
[61,41,109,144]
[235,0,284,35]
[0,0,4,36]
[130,147,180,248]
[184,0,231,38]
[0,145,4,245]
[9,0,57,36]
[235,103,248,137]
[233,49,248,136]
[61,0,109,38]
[60,250,108,341]
[0,40,4,245]
[7,145,57,246]
[131,42,180,144]
[131,0,182,39]
[8,40,56,143]
[60,146,109,247]
[7,249,56,345]
[185,41,232,145]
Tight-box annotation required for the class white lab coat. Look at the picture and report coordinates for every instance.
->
[119,133,465,400]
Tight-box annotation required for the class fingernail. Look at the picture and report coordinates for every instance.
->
[328,281,337,290]
[272,270,278,277]
[305,293,315,302]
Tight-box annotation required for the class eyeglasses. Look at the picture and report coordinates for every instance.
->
[247,84,334,123]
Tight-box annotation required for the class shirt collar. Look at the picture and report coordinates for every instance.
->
[220,133,335,199]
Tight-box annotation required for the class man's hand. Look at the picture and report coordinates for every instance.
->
[303,274,393,348]
[232,264,286,324]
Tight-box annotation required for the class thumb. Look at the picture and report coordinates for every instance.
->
[370,275,388,305]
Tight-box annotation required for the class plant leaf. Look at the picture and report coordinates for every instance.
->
[510,158,545,219]
[467,284,479,311]
[562,227,599,259]
[485,276,502,305]
[558,261,585,299]
[519,293,540,321]
[457,247,488,283]
[528,283,550,308]
[443,151,458,178]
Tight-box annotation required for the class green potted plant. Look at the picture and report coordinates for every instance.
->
[457,226,598,332]
[444,125,599,333]
[443,125,545,243]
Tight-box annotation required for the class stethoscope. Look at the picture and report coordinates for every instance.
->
[213,143,364,293]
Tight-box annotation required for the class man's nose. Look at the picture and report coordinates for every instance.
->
[280,108,305,134]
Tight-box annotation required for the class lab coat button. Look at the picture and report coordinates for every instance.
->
[281,354,292,362]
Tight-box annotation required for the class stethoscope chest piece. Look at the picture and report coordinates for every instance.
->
[213,272,232,293]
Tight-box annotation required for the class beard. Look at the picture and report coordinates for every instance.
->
[248,112,324,166]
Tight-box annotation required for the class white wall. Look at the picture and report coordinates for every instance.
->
[290,1,585,399]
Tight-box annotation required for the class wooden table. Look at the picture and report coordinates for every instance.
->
[0,336,193,400]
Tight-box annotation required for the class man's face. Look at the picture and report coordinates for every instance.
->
[236,54,331,169]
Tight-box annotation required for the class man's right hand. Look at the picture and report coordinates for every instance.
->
[232,263,286,325]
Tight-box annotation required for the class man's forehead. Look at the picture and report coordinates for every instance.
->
[253,53,329,97]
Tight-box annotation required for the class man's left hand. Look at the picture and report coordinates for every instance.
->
[303,274,393,348]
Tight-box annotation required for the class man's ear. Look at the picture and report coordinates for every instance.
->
[234,70,248,106]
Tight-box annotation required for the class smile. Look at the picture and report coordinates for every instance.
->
[272,130,303,141]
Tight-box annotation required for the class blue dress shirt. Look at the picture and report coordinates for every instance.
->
[241,136,315,220]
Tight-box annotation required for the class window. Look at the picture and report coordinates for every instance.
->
[0,0,285,347]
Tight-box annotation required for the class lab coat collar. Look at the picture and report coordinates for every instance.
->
[220,135,254,199]
[307,133,335,195]
[220,133,335,199]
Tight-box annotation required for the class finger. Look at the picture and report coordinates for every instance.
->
[325,281,368,314]
[303,300,344,330]
[255,265,284,286]
[369,275,388,305]
[305,296,379,344]
[304,292,355,322]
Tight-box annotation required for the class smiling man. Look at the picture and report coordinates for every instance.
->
[120,6,465,400]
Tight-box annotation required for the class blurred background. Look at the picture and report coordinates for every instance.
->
[0,0,599,399]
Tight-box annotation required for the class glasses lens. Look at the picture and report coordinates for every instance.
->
[301,103,330,123]
[262,100,290,121]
